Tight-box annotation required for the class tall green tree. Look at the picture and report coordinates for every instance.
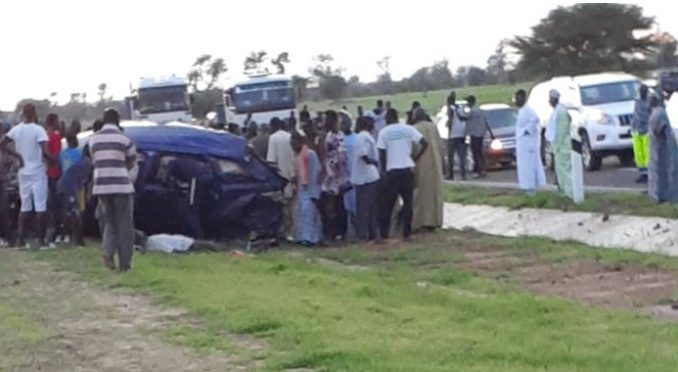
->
[511,4,656,78]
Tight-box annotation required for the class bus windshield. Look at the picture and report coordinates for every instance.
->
[232,81,295,114]
[138,85,189,114]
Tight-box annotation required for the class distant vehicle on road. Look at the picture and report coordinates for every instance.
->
[529,72,640,171]
[435,102,517,170]
[127,76,193,124]
[223,75,297,128]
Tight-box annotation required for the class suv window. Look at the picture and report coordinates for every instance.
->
[580,81,639,105]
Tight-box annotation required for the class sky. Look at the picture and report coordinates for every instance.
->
[1,0,676,111]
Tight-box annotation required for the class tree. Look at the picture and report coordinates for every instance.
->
[188,54,228,91]
[309,54,347,100]
[467,67,488,86]
[244,50,269,76]
[428,60,455,88]
[376,56,393,94]
[292,75,310,101]
[648,32,678,68]
[271,52,290,75]
[98,83,107,103]
[511,4,656,77]
[486,39,511,84]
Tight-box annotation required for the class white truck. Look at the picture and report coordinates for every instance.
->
[127,76,193,124]
[223,75,296,127]
[529,73,640,171]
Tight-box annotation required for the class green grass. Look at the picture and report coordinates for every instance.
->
[0,260,51,370]
[303,84,532,117]
[37,232,678,371]
[445,185,678,219]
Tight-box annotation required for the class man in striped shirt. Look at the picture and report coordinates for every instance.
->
[89,109,137,272]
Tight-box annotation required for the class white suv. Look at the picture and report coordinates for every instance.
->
[528,73,640,171]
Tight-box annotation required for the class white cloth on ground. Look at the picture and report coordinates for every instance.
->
[146,234,195,253]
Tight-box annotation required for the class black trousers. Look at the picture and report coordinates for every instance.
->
[470,136,485,175]
[321,192,347,240]
[355,181,379,240]
[379,169,414,239]
[447,138,467,179]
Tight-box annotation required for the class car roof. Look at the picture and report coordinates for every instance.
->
[548,72,639,87]
[79,121,247,160]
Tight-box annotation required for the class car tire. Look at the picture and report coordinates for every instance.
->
[581,132,602,171]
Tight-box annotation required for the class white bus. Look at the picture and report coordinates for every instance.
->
[132,76,193,124]
[225,76,296,127]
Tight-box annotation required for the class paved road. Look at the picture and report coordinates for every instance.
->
[449,157,645,192]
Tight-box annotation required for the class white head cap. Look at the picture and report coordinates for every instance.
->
[549,89,561,99]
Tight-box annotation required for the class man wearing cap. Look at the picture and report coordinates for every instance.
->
[464,95,493,178]
[89,109,137,271]
[547,89,574,200]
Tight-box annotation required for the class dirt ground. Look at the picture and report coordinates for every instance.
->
[462,248,678,321]
[0,250,260,372]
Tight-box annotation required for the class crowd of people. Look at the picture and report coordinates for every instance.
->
[512,85,678,204]
[0,104,136,272]
[2,84,675,271]
[0,104,91,249]
[242,101,445,246]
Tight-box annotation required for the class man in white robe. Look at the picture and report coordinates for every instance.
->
[514,89,546,195]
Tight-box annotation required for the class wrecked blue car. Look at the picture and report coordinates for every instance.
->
[81,122,286,240]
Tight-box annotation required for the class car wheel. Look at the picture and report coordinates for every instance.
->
[581,132,602,171]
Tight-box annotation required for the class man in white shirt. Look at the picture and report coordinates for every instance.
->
[266,117,296,241]
[351,115,381,241]
[514,89,546,195]
[2,104,55,249]
[446,91,468,180]
[376,108,428,241]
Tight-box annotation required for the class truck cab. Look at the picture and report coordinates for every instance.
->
[225,76,296,127]
[529,73,640,171]
[132,76,193,124]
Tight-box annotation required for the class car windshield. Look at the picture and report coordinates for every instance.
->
[232,81,295,114]
[138,86,189,114]
[580,81,639,106]
[483,108,516,128]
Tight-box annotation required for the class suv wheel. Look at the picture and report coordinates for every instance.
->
[581,132,602,171]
